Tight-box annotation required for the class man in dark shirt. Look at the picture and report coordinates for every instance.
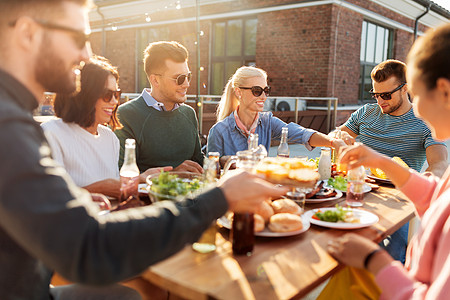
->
[0,1,287,299]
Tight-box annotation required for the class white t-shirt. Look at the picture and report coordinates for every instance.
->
[41,119,120,187]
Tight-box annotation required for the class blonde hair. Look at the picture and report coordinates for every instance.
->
[216,66,268,121]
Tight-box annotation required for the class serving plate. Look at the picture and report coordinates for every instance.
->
[304,207,379,229]
[217,215,310,237]
[367,174,393,185]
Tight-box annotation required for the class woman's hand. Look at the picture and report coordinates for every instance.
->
[328,233,393,275]
[338,143,386,170]
[140,166,173,183]
[338,144,411,187]
[84,178,121,199]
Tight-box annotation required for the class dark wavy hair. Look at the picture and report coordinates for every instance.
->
[53,56,122,131]
[407,23,450,90]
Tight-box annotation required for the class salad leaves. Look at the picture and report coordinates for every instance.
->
[327,176,347,191]
[312,205,360,223]
[150,171,203,198]
[312,205,347,222]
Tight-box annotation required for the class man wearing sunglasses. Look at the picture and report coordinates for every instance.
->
[115,41,204,174]
[336,59,448,264]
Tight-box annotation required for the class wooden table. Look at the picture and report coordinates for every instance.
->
[141,185,415,300]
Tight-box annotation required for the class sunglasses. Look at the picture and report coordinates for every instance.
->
[10,19,90,50]
[369,83,406,100]
[156,72,192,85]
[102,89,122,103]
[239,86,271,97]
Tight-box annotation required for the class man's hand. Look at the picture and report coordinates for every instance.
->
[217,170,288,213]
[174,160,204,174]
[139,166,173,183]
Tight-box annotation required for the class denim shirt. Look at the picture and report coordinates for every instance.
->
[206,111,316,156]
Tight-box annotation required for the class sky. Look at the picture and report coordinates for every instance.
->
[432,0,450,11]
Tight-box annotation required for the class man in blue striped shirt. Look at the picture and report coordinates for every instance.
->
[338,59,448,263]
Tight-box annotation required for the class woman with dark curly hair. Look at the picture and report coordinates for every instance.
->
[42,56,169,198]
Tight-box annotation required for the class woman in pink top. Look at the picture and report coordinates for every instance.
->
[328,23,450,299]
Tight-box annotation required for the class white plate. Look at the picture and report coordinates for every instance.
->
[217,216,310,237]
[138,183,148,194]
[367,174,392,185]
[324,182,372,194]
[305,190,343,203]
[304,207,379,229]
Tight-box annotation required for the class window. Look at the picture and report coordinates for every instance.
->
[210,18,257,95]
[136,27,170,91]
[359,21,392,102]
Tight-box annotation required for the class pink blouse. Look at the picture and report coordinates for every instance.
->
[376,167,450,299]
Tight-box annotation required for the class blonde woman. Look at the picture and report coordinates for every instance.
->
[206,66,346,165]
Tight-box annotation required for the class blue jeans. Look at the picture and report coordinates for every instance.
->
[379,223,409,264]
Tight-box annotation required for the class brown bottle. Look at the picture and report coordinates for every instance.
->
[231,213,254,255]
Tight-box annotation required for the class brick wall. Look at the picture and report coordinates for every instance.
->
[89,0,434,105]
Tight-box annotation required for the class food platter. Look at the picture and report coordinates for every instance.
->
[217,216,310,237]
[305,190,343,203]
[367,174,393,185]
[304,207,379,229]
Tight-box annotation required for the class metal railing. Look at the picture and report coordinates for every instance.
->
[121,93,338,133]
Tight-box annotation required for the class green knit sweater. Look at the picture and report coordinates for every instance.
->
[115,96,204,171]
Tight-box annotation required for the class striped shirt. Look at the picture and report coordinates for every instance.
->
[344,103,445,172]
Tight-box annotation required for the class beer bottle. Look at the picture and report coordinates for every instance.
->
[119,139,140,202]
[277,127,290,158]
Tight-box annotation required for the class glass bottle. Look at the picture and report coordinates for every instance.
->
[248,133,267,162]
[191,156,218,253]
[346,165,365,207]
[229,142,255,256]
[331,127,341,164]
[231,212,254,256]
[206,151,221,179]
[277,127,290,158]
[318,147,332,180]
[248,133,258,151]
[119,139,140,202]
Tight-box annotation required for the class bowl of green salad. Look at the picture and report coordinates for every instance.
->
[146,171,210,203]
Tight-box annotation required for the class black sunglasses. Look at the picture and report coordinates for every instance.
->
[239,86,271,97]
[369,83,406,100]
[9,19,90,50]
[102,89,122,103]
[155,72,192,85]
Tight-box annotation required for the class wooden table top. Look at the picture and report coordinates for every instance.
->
[141,185,415,300]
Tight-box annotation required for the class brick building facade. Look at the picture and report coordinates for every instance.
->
[89,0,449,130]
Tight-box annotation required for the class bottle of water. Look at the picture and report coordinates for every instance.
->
[318,147,332,180]
[119,139,140,202]
[277,127,290,158]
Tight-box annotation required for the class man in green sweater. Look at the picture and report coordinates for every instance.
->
[115,41,204,173]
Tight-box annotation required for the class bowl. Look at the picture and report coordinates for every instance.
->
[146,171,211,203]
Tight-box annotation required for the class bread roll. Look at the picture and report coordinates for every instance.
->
[254,214,265,232]
[271,199,302,215]
[255,201,274,223]
[268,213,303,232]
